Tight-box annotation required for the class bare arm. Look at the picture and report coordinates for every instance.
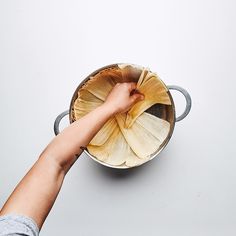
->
[0,82,144,230]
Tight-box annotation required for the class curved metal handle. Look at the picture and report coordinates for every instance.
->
[54,110,69,135]
[167,85,192,122]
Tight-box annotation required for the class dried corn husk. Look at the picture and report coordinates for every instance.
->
[125,70,171,128]
[90,118,117,146]
[118,64,142,82]
[73,64,171,167]
[115,112,170,159]
[87,126,127,165]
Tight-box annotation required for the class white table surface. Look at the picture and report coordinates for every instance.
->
[0,1,235,235]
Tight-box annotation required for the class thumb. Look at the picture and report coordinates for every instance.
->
[130,93,145,104]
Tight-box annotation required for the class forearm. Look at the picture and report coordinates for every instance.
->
[0,103,114,229]
[0,156,65,229]
[0,82,142,231]
[41,103,115,173]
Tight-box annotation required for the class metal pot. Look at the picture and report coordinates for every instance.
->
[54,63,192,169]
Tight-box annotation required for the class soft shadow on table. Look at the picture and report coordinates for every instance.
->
[85,150,170,181]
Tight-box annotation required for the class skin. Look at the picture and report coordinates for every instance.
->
[0,82,144,230]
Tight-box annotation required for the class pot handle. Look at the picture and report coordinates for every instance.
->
[167,85,192,122]
[54,110,69,135]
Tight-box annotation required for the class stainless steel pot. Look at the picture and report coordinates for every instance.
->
[54,63,192,169]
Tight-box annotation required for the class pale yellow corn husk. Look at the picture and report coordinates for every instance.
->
[115,112,170,159]
[73,65,171,167]
[125,72,171,128]
[88,122,148,167]
[73,88,103,120]
[90,117,117,146]
[125,145,149,167]
[118,64,142,82]
[135,112,170,143]
[87,126,126,166]
[73,89,116,146]
[82,74,115,101]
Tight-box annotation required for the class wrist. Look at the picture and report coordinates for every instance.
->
[100,103,117,117]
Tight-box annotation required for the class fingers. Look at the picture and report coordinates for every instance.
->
[126,82,145,103]
[115,82,137,92]
[127,82,137,92]
[130,93,145,104]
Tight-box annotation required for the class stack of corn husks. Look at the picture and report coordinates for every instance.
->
[73,64,171,167]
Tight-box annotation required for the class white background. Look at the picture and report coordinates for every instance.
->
[0,0,236,235]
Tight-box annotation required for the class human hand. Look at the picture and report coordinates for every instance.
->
[103,82,145,115]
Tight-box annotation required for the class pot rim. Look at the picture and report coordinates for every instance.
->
[69,63,176,169]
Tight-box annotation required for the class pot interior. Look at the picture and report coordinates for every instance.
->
[69,63,175,169]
